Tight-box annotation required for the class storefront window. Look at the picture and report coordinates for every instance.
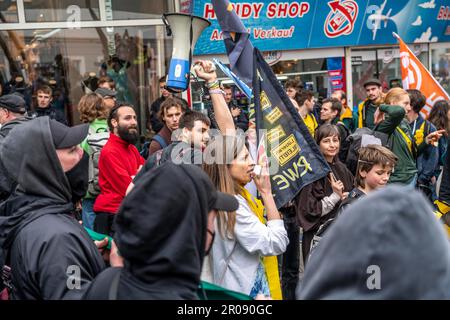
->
[110,0,171,20]
[0,25,172,134]
[24,0,100,22]
[272,58,330,97]
[351,45,429,106]
[0,0,18,23]
[431,45,450,97]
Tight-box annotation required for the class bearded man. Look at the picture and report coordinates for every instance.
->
[93,103,145,236]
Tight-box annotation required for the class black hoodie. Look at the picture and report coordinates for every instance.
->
[299,185,450,300]
[0,116,32,202]
[84,162,211,300]
[0,117,104,299]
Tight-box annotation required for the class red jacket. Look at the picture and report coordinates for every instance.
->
[93,133,145,214]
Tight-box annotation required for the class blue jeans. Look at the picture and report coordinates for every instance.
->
[82,198,96,230]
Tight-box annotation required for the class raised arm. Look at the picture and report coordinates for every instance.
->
[194,60,236,136]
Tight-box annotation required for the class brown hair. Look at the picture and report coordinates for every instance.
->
[322,98,342,117]
[315,123,341,144]
[78,93,107,123]
[355,145,398,188]
[427,100,450,132]
[158,97,186,123]
[295,89,313,106]
[179,110,211,130]
[384,87,408,105]
[202,136,246,239]
[37,85,52,96]
[98,76,115,89]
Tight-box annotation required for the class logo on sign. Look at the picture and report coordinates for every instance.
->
[263,51,282,66]
[324,0,358,38]
[401,51,422,89]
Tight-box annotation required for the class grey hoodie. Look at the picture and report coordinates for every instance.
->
[299,185,450,300]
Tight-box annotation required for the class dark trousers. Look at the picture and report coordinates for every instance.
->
[94,212,116,237]
[280,206,300,300]
[302,228,317,267]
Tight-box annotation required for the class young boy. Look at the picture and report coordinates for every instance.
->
[310,145,398,255]
[340,144,398,210]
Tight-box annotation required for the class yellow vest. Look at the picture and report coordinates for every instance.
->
[340,105,353,121]
[303,113,318,138]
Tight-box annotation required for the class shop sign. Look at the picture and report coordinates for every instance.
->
[193,0,450,55]
[351,56,363,65]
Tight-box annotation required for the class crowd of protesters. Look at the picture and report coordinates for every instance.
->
[1,59,450,301]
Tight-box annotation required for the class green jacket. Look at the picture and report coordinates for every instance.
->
[375,105,418,184]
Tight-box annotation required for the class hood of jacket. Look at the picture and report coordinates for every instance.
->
[0,117,73,256]
[299,185,450,300]
[1,116,71,202]
[114,162,210,294]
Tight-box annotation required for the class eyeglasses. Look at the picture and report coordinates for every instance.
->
[160,86,167,90]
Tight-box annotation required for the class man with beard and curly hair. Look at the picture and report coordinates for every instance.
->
[93,103,145,236]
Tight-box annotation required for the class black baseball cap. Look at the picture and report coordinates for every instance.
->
[363,78,382,88]
[0,94,26,114]
[48,119,89,149]
[95,87,117,98]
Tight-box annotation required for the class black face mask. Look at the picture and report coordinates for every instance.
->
[65,151,89,205]
[205,229,215,256]
[118,124,139,144]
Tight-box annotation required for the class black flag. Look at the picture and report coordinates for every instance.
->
[211,0,254,87]
[253,48,330,208]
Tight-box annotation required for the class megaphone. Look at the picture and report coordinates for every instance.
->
[163,13,211,93]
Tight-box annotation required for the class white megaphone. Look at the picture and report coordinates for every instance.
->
[163,13,211,93]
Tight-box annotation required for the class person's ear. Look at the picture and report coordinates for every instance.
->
[359,170,368,179]
[111,118,118,129]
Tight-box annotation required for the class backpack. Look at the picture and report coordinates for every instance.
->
[343,126,392,175]
[140,134,168,160]
[336,121,351,162]
[86,128,109,197]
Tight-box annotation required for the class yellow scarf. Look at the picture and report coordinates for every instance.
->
[239,187,283,300]
[396,127,413,154]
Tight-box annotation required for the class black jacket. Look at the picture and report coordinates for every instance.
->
[84,163,210,299]
[0,116,32,203]
[30,105,67,125]
[299,185,450,299]
[0,117,104,299]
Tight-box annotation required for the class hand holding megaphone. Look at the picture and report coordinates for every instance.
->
[193,60,217,83]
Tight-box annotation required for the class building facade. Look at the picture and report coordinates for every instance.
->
[191,0,450,109]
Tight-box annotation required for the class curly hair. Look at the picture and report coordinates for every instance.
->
[78,93,107,123]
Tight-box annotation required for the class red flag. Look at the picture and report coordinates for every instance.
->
[394,32,450,118]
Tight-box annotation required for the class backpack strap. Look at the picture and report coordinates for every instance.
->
[152,134,168,149]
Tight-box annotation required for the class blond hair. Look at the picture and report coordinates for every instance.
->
[384,87,408,105]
